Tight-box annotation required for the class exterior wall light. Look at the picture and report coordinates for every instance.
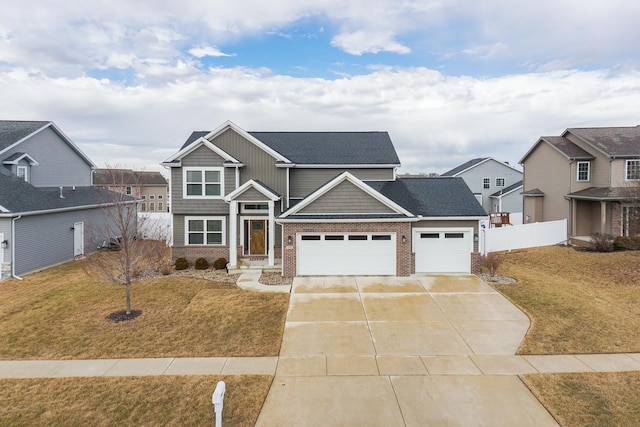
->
[1,240,8,249]
[402,235,407,243]
[287,235,293,245]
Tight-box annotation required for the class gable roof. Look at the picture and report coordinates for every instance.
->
[279,172,414,220]
[441,157,521,176]
[175,121,401,167]
[567,126,640,158]
[0,167,124,216]
[224,179,281,202]
[2,152,39,165]
[367,177,487,218]
[490,180,523,198]
[0,120,96,168]
[93,169,167,186]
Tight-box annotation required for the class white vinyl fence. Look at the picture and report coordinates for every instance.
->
[138,212,172,244]
[480,219,567,255]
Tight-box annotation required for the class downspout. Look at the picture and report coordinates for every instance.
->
[11,215,23,280]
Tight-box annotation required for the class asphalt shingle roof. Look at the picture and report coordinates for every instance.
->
[490,180,523,197]
[366,177,487,217]
[542,136,595,160]
[0,168,124,214]
[568,126,640,157]
[93,169,167,186]
[441,158,487,177]
[0,121,49,151]
[180,130,401,165]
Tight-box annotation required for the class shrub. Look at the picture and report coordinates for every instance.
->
[613,235,640,251]
[159,263,172,275]
[194,257,209,270]
[213,257,228,270]
[174,257,189,270]
[481,252,504,277]
[591,232,614,252]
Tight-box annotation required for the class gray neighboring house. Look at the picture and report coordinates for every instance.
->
[441,157,523,216]
[0,121,124,280]
[163,121,487,277]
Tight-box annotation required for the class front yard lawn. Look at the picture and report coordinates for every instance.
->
[0,256,289,359]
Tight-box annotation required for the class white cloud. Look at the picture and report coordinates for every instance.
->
[331,31,411,55]
[188,45,233,58]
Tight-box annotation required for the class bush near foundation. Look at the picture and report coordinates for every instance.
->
[213,258,228,270]
[194,257,209,270]
[174,257,189,271]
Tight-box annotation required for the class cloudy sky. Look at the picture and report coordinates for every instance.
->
[1,1,639,174]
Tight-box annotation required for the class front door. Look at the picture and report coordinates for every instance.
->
[249,220,267,255]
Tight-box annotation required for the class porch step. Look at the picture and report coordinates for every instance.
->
[227,258,282,275]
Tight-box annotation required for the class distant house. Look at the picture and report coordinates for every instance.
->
[163,121,487,277]
[93,169,169,212]
[0,121,127,280]
[520,126,640,240]
[441,157,523,217]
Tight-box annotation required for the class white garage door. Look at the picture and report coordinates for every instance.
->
[414,229,472,273]
[297,233,396,276]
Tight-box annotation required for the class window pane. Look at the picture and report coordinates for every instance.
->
[628,160,640,180]
[445,233,464,238]
[205,170,220,182]
[189,220,204,232]
[207,233,222,245]
[372,235,392,240]
[207,220,222,232]
[186,170,202,182]
[421,233,439,239]
[324,235,344,240]
[205,183,220,196]
[189,233,204,244]
[348,235,367,240]
[301,235,321,240]
[187,183,202,195]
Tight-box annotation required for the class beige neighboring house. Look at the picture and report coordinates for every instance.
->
[520,126,640,241]
[93,169,169,212]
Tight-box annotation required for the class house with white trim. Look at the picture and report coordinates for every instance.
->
[163,121,487,277]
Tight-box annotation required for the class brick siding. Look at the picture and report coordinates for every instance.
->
[471,252,481,275]
[171,246,230,265]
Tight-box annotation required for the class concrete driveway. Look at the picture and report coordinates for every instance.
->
[256,275,558,426]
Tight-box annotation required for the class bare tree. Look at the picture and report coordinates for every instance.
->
[89,167,169,316]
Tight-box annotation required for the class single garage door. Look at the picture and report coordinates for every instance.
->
[414,229,472,273]
[297,233,396,276]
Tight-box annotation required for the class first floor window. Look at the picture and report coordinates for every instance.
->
[482,178,491,189]
[187,217,224,245]
[626,160,640,180]
[577,161,590,181]
[158,202,163,212]
[149,202,155,211]
[141,202,146,211]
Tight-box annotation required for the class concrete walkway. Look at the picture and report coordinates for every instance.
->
[236,271,291,293]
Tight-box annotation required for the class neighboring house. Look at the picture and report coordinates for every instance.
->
[520,126,640,240]
[162,121,487,277]
[441,157,523,215]
[0,121,125,280]
[93,169,169,212]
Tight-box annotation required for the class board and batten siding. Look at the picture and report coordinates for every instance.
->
[4,126,93,187]
[210,129,287,198]
[13,207,115,276]
[290,168,394,198]
[234,187,274,202]
[298,181,396,214]
[170,145,233,215]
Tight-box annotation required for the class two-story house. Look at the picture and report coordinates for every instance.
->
[441,158,523,220]
[0,120,129,280]
[520,126,640,240]
[163,121,487,277]
[93,169,169,212]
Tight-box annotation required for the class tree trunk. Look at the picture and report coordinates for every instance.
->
[125,283,131,315]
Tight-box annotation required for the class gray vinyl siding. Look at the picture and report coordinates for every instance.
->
[298,181,396,214]
[13,207,114,276]
[212,129,287,197]
[170,146,232,215]
[290,168,394,198]
[493,191,522,214]
[0,218,10,263]
[4,126,93,187]
[454,160,522,213]
[235,187,271,202]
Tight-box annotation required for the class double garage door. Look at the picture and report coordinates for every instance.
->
[297,233,396,276]
[414,228,473,273]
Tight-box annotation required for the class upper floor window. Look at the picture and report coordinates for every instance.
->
[577,161,590,182]
[184,167,223,198]
[149,195,155,200]
[495,177,505,187]
[17,166,28,182]
[626,159,640,181]
[482,178,491,189]
[126,186,132,195]
[158,195,163,199]
[141,195,146,200]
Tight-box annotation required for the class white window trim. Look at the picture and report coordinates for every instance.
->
[183,167,225,199]
[495,177,506,187]
[185,216,226,246]
[625,159,640,181]
[17,165,28,182]
[577,161,590,182]
[482,177,491,189]
[241,203,269,213]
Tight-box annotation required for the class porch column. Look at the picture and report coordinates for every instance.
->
[229,201,238,267]
[601,201,607,234]
[268,200,275,266]
[571,198,577,237]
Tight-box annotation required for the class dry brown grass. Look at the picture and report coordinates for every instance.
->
[493,246,640,354]
[0,256,289,359]
[0,375,271,426]
[522,371,640,427]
